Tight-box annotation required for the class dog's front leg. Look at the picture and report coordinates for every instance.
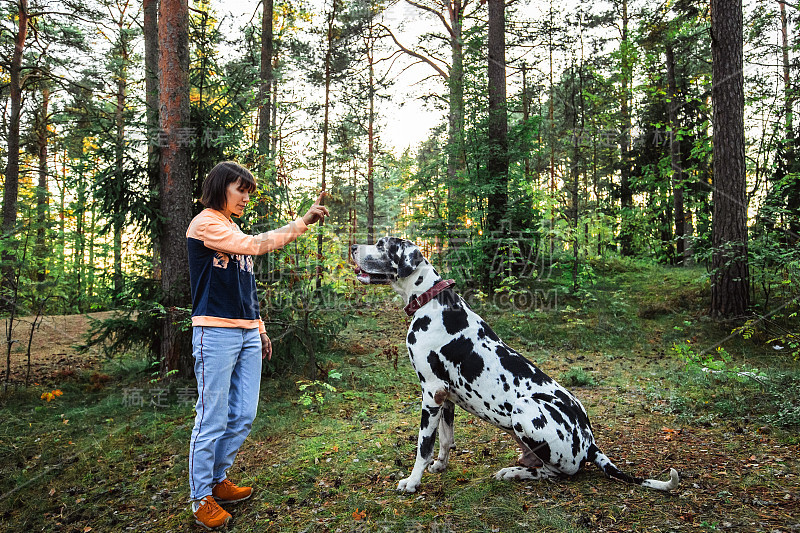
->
[398,393,445,493]
[428,399,455,473]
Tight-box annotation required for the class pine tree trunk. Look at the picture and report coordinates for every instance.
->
[366,21,376,245]
[144,0,160,280]
[779,0,798,237]
[113,33,128,301]
[36,86,50,282]
[88,201,96,302]
[618,0,634,256]
[270,56,279,158]
[258,0,273,159]
[158,0,193,375]
[485,0,508,290]
[1,0,28,305]
[486,0,508,232]
[317,0,337,289]
[666,41,686,264]
[446,0,465,237]
[710,0,749,318]
[75,166,86,310]
[570,65,581,292]
[2,0,27,237]
[522,63,531,182]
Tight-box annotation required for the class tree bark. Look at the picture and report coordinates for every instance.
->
[159,0,193,375]
[485,0,508,290]
[258,0,273,159]
[446,0,466,237]
[113,28,129,301]
[618,0,634,256]
[2,0,27,239]
[779,0,798,238]
[144,0,161,279]
[35,86,50,282]
[486,0,508,232]
[666,40,686,264]
[317,0,337,289]
[710,0,749,318]
[366,20,376,245]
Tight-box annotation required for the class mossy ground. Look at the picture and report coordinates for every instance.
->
[1,264,798,532]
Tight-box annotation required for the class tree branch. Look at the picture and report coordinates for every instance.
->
[379,23,449,80]
[405,0,454,39]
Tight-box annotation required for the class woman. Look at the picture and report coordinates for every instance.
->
[186,161,328,530]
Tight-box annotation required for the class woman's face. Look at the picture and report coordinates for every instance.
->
[222,178,251,219]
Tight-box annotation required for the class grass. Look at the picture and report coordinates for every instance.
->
[1,263,799,531]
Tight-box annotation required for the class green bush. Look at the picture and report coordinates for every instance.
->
[559,366,597,387]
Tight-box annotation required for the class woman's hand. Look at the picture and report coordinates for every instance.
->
[261,333,272,361]
[302,191,330,226]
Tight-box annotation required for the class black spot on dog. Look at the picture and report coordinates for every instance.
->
[571,427,581,458]
[544,404,568,428]
[531,413,548,430]
[408,331,417,345]
[478,321,500,342]
[421,409,430,430]
[415,275,425,286]
[420,434,436,459]
[496,345,553,387]
[399,248,424,278]
[553,390,591,429]
[427,351,450,382]
[440,336,484,383]
[514,422,524,433]
[417,372,426,383]
[442,307,469,335]
[429,406,440,417]
[412,316,432,332]
[442,402,455,425]
[556,429,565,441]
[503,402,513,413]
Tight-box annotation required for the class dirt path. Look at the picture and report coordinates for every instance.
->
[0,312,112,386]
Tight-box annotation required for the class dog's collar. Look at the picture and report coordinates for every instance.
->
[404,279,456,316]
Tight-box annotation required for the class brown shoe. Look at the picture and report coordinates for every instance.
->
[193,495,231,530]
[212,478,253,503]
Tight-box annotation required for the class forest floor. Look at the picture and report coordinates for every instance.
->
[1,263,799,532]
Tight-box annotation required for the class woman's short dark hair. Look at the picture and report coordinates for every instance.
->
[200,161,257,210]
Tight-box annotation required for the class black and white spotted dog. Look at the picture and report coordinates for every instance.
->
[351,237,679,493]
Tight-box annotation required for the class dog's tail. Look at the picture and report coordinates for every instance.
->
[587,443,679,491]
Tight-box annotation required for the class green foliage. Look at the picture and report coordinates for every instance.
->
[559,366,597,387]
[297,371,341,407]
[672,341,766,383]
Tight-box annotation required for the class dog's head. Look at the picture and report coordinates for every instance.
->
[351,237,425,285]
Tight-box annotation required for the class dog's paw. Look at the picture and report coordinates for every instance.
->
[493,467,530,481]
[397,477,420,493]
[428,460,447,473]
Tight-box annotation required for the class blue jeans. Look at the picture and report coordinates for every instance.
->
[189,326,262,500]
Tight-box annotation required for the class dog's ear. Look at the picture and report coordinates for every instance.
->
[397,241,424,278]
